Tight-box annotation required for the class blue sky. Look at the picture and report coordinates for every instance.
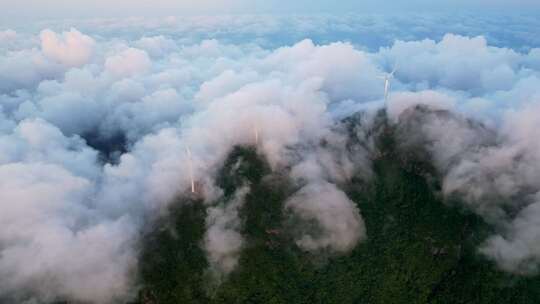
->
[2,0,540,22]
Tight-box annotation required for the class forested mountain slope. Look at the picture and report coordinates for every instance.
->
[136,113,540,304]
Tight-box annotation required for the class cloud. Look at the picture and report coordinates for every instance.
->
[477,102,540,274]
[40,28,96,68]
[481,196,540,275]
[0,29,17,43]
[0,163,137,304]
[262,39,382,102]
[204,186,250,279]
[0,119,99,178]
[377,34,521,95]
[25,13,540,53]
[104,48,151,78]
[285,181,366,253]
[134,35,177,58]
[386,90,456,123]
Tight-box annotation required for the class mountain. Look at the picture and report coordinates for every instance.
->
[134,111,540,304]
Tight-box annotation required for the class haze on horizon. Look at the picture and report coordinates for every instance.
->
[1,0,540,24]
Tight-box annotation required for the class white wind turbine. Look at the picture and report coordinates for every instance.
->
[379,65,398,102]
[254,124,259,145]
[186,147,195,193]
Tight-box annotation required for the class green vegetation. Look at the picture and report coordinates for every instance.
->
[136,122,540,304]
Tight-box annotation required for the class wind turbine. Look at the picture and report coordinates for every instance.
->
[379,65,398,102]
[254,124,259,145]
[186,147,195,193]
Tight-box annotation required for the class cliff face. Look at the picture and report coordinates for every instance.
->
[136,114,540,304]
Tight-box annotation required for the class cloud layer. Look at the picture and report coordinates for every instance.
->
[0,15,540,302]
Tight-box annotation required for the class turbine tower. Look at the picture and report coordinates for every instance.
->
[254,125,259,145]
[379,65,398,102]
[186,147,195,193]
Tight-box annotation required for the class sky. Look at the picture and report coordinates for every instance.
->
[2,0,540,23]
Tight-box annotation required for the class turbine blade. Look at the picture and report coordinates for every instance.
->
[391,64,398,76]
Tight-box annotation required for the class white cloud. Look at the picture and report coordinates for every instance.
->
[104,48,151,78]
[0,162,137,304]
[285,181,366,253]
[0,29,17,42]
[204,186,250,278]
[134,35,177,57]
[386,90,456,123]
[40,28,96,68]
